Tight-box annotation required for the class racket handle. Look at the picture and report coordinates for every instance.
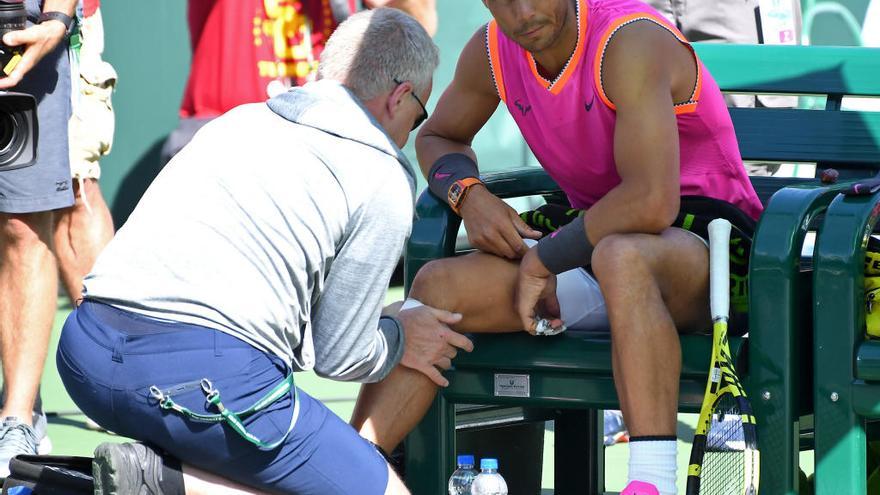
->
[708,218,732,321]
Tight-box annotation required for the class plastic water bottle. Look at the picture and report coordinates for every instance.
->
[470,458,508,495]
[448,454,478,495]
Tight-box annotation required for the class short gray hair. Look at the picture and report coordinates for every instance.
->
[318,8,439,101]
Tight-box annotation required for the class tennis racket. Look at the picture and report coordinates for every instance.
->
[686,218,760,495]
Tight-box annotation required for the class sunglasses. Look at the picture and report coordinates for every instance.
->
[393,77,429,131]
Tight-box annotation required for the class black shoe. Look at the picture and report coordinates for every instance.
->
[93,442,166,494]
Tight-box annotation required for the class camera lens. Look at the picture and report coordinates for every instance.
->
[0,111,16,148]
[0,1,25,39]
[0,103,28,167]
[0,1,24,75]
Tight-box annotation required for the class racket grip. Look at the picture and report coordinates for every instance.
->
[708,218,732,320]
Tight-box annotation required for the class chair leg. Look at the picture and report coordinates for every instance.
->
[749,292,803,494]
[554,409,604,494]
[405,394,455,494]
[814,388,867,494]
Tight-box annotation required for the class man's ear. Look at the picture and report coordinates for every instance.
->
[387,81,411,118]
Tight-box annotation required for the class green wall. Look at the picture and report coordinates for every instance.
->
[100,2,189,227]
[401,3,537,179]
[803,0,872,45]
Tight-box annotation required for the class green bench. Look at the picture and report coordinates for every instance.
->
[813,187,880,492]
[403,44,880,494]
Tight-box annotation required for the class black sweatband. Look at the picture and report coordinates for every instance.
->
[427,153,479,201]
[535,217,594,274]
[629,435,678,442]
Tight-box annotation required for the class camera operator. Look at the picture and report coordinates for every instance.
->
[0,0,77,476]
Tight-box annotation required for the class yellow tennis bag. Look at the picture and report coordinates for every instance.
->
[864,236,880,338]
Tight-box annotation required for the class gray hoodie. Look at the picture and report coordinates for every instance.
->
[84,81,415,382]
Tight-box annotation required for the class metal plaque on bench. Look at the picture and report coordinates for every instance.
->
[494,373,530,397]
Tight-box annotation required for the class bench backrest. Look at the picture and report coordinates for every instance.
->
[694,44,880,204]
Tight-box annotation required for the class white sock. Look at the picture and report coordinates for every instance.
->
[400,298,424,311]
[627,437,677,495]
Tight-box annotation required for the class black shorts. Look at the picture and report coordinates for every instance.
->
[674,196,758,336]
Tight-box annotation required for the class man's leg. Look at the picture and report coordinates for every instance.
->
[591,228,711,494]
[0,212,57,473]
[181,463,408,495]
[54,179,115,302]
[0,212,56,422]
[94,452,409,495]
[352,252,523,453]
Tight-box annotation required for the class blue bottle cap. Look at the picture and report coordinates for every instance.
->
[457,454,475,466]
[480,458,499,470]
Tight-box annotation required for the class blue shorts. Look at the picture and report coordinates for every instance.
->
[0,0,72,213]
[57,301,389,495]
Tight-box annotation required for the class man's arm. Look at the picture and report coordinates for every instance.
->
[309,176,413,383]
[415,29,496,176]
[416,28,541,259]
[517,22,699,331]
[310,174,471,385]
[0,0,77,89]
[581,21,696,240]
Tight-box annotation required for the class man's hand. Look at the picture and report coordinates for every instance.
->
[460,185,542,259]
[0,21,67,89]
[516,248,562,334]
[397,305,473,387]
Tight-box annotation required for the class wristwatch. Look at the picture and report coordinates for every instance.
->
[448,177,483,215]
[38,11,75,37]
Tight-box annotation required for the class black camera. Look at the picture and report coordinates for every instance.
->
[0,1,36,171]
[0,91,36,170]
[0,0,24,76]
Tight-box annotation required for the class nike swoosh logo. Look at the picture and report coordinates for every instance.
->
[434,172,452,179]
[584,95,595,112]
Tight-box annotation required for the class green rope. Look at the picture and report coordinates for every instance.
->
[150,373,299,451]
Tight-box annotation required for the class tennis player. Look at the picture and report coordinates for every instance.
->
[351,1,762,494]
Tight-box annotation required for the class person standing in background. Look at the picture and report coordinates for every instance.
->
[645,0,801,176]
[0,0,78,476]
[54,0,116,304]
[159,0,437,168]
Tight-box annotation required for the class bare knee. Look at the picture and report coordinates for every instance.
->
[0,212,53,251]
[409,258,457,309]
[591,234,649,285]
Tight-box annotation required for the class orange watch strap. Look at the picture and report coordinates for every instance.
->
[449,177,483,214]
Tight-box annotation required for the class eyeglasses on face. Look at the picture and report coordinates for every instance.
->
[393,77,429,131]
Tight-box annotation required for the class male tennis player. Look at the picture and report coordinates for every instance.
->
[351,1,762,494]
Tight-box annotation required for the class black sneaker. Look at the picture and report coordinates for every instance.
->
[93,442,166,494]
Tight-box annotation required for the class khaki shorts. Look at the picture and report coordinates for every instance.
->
[69,9,116,181]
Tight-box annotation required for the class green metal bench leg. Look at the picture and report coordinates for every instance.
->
[748,186,847,494]
[813,193,874,495]
[405,394,455,494]
[554,409,604,494]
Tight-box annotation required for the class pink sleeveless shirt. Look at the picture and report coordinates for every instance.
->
[486,0,763,219]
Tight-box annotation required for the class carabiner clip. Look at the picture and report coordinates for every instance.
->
[149,385,165,402]
[200,378,215,395]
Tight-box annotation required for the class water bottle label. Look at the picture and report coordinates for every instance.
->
[494,373,530,397]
